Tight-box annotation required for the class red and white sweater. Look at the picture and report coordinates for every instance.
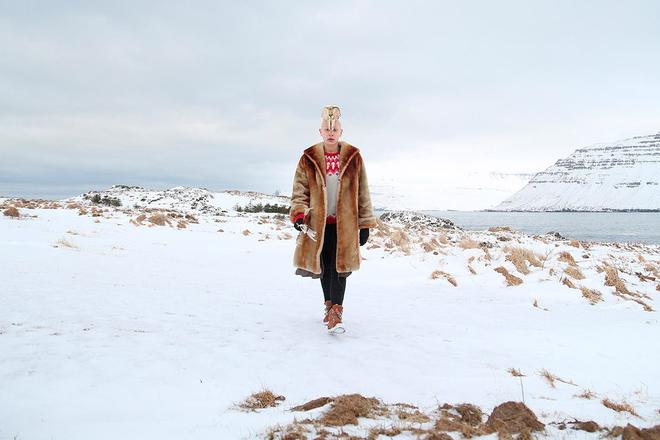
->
[293,150,340,225]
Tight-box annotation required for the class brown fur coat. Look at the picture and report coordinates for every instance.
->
[289,141,378,278]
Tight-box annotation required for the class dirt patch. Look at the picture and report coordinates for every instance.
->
[569,420,600,432]
[621,423,660,439]
[237,389,285,411]
[319,394,387,426]
[291,397,333,412]
[495,266,523,286]
[485,401,545,435]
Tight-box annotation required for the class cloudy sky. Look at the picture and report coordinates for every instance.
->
[2,1,659,203]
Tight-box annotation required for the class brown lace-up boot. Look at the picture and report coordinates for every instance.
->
[327,304,345,334]
[323,300,332,324]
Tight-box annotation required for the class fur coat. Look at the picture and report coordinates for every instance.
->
[289,141,378,278]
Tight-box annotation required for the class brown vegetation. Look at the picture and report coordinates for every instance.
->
[3,206,19,218]
[319,394,387,426]
[431,270,457,287]
[538,369,577,388]
[458,238,481,250]
[564,266,585,280]
[601,398,640,418]
[504,246,543,275]
[580,286,603,305]
[237,389,285,411]
[558,251,577,266]
[291,397,333,412]
[495,266,523,286]
[508,368,525,377]
[575,389,596,400]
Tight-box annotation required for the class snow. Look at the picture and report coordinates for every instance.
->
[495,131,660,211]
[1,196,659,439]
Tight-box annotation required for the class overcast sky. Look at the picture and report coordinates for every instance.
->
[2,0,659,200]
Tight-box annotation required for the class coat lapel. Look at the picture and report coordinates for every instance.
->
[304,141,359,183]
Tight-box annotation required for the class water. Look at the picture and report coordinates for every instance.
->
[376,210,660,245]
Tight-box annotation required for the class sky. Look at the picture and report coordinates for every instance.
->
[1,0,660,206]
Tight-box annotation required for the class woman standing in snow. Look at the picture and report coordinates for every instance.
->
[289,105,378,334]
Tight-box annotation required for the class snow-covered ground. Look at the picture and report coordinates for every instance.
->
[1,191,659,439]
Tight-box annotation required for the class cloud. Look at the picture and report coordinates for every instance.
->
[1,0,659,204]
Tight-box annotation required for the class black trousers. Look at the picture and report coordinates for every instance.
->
[320,223,346,305]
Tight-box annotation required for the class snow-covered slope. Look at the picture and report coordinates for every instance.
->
[1,197,659,439]
[494,131,660,211]
[68,185,291,215]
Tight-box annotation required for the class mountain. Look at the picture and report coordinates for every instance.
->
[493,131,660,211]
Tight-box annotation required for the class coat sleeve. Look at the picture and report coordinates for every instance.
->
[289,155,310,223]
[357,155,378,229]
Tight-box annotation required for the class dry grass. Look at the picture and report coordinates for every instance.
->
[575,389,597,400]
[580,286,603,305]
[494,266,523,286]
[458,238,481,250]
[176,220,188,229]
[558,251,577,266]
[564,266,585,280]
[601,398,640,418]
[237,389,285,412]
[504,246,543,275]
[291,397,333,412]
[533,299,549,311]
[467,256,477,275]
[3,206,20,218]
[148,213,171,226]
[603,265,653,310]
[538,369,577,388]
[264,421,309,440]
[430,270,458,287]
[508,368,525,377]
[242,229,251,236]
[396,408,431,423]
[561,277,577,289]
[54,238,78,249]
[644,262,660,278]
[319,394,387,426]
[569,239,581,248]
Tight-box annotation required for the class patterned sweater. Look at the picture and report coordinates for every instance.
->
[292,148,340,225]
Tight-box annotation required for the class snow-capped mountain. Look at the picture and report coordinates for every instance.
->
[494,131,660,211]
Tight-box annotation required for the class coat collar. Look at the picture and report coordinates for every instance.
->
[304,141,359,180]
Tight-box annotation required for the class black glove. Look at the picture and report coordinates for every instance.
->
[293,218,303,231]
[359,228,369,246]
